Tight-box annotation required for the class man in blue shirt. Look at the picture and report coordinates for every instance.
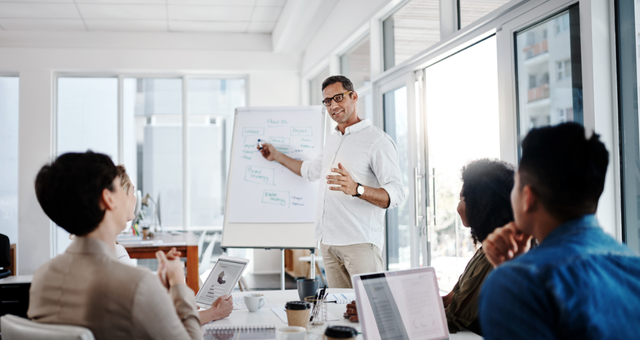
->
[479,123,640,339]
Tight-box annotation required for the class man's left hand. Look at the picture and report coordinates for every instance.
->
[327,163,358,196]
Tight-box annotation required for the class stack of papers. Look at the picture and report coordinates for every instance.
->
[326,293,356,304]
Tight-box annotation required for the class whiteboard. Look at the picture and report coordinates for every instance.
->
[221,106,324,249]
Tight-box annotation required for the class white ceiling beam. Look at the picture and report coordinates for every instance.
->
[271,0,337,53]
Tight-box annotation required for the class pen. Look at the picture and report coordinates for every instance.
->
[257,139,263,149]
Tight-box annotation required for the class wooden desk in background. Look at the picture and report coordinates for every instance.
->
[8,244,16,276]
[122,232,199,293]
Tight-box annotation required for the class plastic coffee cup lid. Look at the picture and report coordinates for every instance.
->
[285,301,311,310]
[324,326,358,338]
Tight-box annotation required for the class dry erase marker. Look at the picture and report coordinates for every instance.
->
[258,139,263,149]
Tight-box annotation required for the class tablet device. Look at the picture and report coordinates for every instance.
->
[195,255,249,309]
[352,267,449,340]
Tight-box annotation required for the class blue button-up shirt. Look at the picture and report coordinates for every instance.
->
[479,214,640,339]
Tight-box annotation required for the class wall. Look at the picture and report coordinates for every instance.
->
[0,30,301,275]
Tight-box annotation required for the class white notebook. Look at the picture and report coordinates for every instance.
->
[203,324,276,340]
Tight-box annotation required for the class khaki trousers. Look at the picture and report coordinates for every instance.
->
[320,242,383,288]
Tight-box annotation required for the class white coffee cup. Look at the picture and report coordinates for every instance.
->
[276,326,306,340]
[244,293,265,312]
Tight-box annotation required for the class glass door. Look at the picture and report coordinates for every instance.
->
[383,85,411,270]
[423,36,501,292]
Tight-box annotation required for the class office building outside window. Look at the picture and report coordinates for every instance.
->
[515,6,582,138]
[122,78,184,229]
[187,79,246,228]
[0,77,19,245]
[383,0,440,71]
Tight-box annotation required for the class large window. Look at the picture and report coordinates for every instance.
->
[187,79,245,228]
[55,76,246,252]
[340,36,371,90]
[56,77,119,252]
[0,76,19,245]
[122,78,184,229]
[57,77,118,159]
[383,0,440,71]
[458,0,511,29]
[515,6,582,139]
[424,36,500,291]
[616,0,640,253]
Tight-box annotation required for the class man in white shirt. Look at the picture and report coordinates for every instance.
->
[258,75,406,288]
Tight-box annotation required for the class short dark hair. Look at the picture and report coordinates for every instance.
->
[462,159,515,244]
[519,122,609,221]
[321,75,355,92]
[35,151,118,236]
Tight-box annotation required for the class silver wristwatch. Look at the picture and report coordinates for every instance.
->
[353,183,364,197]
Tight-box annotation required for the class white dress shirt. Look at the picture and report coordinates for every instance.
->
[300,119,406,250]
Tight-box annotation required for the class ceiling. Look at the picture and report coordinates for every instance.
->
[0,0,286,33]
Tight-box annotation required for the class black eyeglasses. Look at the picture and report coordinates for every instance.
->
[322,91,353,107]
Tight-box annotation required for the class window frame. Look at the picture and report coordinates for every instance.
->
[614,0,639,252]
[51,73,249,254]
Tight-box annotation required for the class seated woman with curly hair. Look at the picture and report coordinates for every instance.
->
[345,159,517,336]
[441,159,516,335]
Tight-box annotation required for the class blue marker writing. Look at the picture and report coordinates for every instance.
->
[258,139,263,149]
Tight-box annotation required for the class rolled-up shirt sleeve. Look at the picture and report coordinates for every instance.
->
[370,136,406,209]
[300,150,324,182]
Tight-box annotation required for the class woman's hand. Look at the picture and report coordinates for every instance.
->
[199,295,233,324]
[442,290,454,308]
[155,247,185,289]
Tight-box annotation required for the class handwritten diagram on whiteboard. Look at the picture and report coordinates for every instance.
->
[226,108,323,223]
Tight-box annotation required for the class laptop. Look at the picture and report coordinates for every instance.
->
[352,267,449,340]
[195,255,250,309]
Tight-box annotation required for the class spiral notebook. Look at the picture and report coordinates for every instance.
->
[203,324,276,340]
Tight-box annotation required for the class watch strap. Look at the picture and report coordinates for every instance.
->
[353,183,363,197]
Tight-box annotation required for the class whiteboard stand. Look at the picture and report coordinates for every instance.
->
[221,106,326,291]
[281,249,285,291]
[309,249,316,282]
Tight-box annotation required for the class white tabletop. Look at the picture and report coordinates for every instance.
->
[206,289,482,340]
[0,275,33,284]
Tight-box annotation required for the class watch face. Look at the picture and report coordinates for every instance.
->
[357,185,365,195]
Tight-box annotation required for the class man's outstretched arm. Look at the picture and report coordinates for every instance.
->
[258,143,303,176]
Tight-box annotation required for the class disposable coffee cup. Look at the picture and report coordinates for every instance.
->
[297,278,318,301]
[244,293,265,312]
[276,326,306,340]
[324,326,358,340]
[284,301,311,328]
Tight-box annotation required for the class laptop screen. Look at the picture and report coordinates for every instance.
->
[352,267,449,340]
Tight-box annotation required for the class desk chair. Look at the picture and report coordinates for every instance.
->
[0,234,12,279]
[1,315,95,340]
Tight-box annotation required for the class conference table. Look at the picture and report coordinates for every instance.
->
[207,289,483,339]
[121,231,199,293]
